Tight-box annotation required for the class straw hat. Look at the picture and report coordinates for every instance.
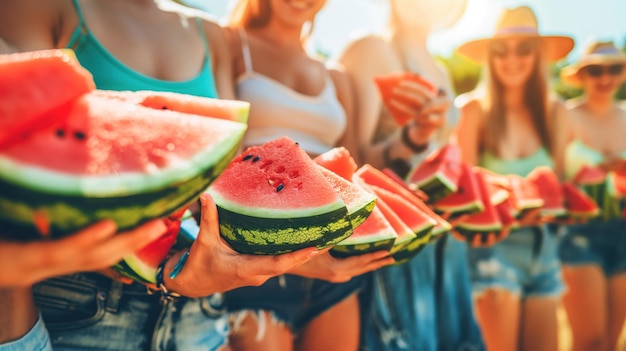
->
[560,40,626,87]
[457,6,574,63]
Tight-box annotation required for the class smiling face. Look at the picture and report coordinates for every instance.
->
[579,63,626,97]
[268,0,326,29]
[489,37,539,89]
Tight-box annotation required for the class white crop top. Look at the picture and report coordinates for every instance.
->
[236,30,347,156]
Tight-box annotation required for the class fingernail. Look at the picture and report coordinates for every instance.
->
[199,194,207,207]
[308,249,321,258]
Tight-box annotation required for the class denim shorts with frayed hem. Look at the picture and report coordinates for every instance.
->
[224,274,364,335]
[0,315,52,351]
[468,225,565,298]
[33,273,229,351]
[559,219,626,277]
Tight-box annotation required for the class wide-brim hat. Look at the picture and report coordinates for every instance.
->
[456,6,574,63]
[560,40,626,87]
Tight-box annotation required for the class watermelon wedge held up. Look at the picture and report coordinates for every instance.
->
[374,72,439,126]
[406,143,463,202]
[0,93,247,240]
[0,49,95,148]
[208,137,352,255]
[526,166,567,217]
[313,146,358,181]
[433,163,484,217]
[561,182,600,220]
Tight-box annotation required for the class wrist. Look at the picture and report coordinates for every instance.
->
[401,124,429,153]
[154,251,189,303]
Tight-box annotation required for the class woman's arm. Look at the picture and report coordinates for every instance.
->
[202,19,236,100]
[453,95,483,166]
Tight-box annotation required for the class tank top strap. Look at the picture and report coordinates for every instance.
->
[67,0,88,49]
[238,28,253,74]
[194,17,213,70]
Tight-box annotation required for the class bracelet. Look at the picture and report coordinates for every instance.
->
[153,252,188,304]
[382,142,411,179]
[401,124,429,153]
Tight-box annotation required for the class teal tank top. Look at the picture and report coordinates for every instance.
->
[479,148,554,177]
[565,139,626,180]
[66,0,218,98]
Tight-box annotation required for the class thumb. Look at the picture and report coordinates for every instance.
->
[195,193,222,247]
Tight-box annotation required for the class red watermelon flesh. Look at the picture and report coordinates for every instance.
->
[456,168,503,237]
[433,163,484,216]
[381,168,429,201]
[506,174,544,213]
[356,164,451,238]
[406,143,462,202]
[369,188,417,253]
[92,90,249,124]
[314,146,358,181]
[607,171,626,198]
[573,165,606,186]
[0,49,95,148]
[562,182,600,219]
[374,72,439,126]
[527,166,567,217]
[495,200,518,230]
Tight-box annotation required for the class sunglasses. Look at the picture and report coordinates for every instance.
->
[489,40,538,58]
[585,64,624,77]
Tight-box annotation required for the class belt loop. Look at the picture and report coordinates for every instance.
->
[105,280,124,313]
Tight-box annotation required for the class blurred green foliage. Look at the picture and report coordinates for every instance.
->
[437,39,626,101]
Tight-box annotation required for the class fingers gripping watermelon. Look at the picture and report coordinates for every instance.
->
[0,93,247,240]
[208,137,353,255]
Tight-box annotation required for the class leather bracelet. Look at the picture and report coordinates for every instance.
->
[382,142,411,179]
[154,254,185,305]
[401,124,429,153]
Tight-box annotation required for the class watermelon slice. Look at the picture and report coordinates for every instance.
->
[317,165,377,229]
[208,137,353,255]
[381,168,429,200]
[313,146,358,181]
[561,182,600,219]
[432,163,484,216]
[369,185,435,264]
[355,164,451,240]
[0,49,95,148]
[92,90,250,123]
[371,191,417,257]
[506,174,544,215]
[455,168,503,244]
[374,72,439,126]
[573,165,606,186]
[0,93,246,240]
[606,171,626,198]
[527,166,567,217]
[406,143,462,202]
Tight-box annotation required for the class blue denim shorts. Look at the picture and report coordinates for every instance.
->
[359,236,485,351]
[559,219,626,277]
[467,225,565,298]
[224,274,364,334]
[0,315,52,351]
[33,273,229,351]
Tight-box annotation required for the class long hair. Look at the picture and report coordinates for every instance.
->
[480,43,553,155]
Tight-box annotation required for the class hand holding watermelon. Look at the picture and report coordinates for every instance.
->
[0,219,166,287]
[159,194,323,298]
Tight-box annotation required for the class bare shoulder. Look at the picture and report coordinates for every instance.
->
[455,91,482,114]
[337,34,396,69]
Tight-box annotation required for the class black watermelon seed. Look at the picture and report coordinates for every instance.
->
[276,184,285,192]
[55,129,65,138]
[252,156,261,163]
[74,131,86,140]
[161,106,168,110]
[243,154,253,161]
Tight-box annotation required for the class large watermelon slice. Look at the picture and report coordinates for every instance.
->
[432,163,484,217]
[0,93,246,240]
[406,143,462,202]
[92,90,250,123]
[313,146,358,181]
[0,49,95,148]
[561,182,600,219]
[208,137,352,254]
[506,174,544,216]
[526,166,567,217]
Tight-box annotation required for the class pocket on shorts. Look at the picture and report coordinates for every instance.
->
[33,276,107,332]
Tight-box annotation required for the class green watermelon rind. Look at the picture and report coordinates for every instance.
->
[455,223,502,236]
[390,234,432,265]
[0,121,246,197]
[114,256,155,284]
[0,141,240,239]
[433,200,484,216]
[329,237,396,258]
[216,205,352,255]
[414,174,457,202]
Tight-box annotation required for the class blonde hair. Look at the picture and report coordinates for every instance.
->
[480,42,553,155]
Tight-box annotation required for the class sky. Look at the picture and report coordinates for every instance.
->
[192,0,626,62]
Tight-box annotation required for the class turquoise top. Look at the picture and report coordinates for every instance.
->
[67,0,218,98]
[479,148,554,177]
[565,139,626,180]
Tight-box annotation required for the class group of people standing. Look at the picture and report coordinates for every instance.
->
[0,1,625,351]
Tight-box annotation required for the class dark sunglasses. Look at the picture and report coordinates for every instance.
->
[585,64,624,77]
[489,40,538,58]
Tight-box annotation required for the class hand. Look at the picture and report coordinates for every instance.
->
[0,220,167,287]
[162,193,323,298]
[286,250,395,283]
[451,228,510,247]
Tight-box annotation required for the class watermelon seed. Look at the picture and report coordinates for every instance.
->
[161,106,168,110]
[252,156,261,163]
[243,154,253,161]
[276,184,285,192]
[55,129,65,138]
[74,131,86,140]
